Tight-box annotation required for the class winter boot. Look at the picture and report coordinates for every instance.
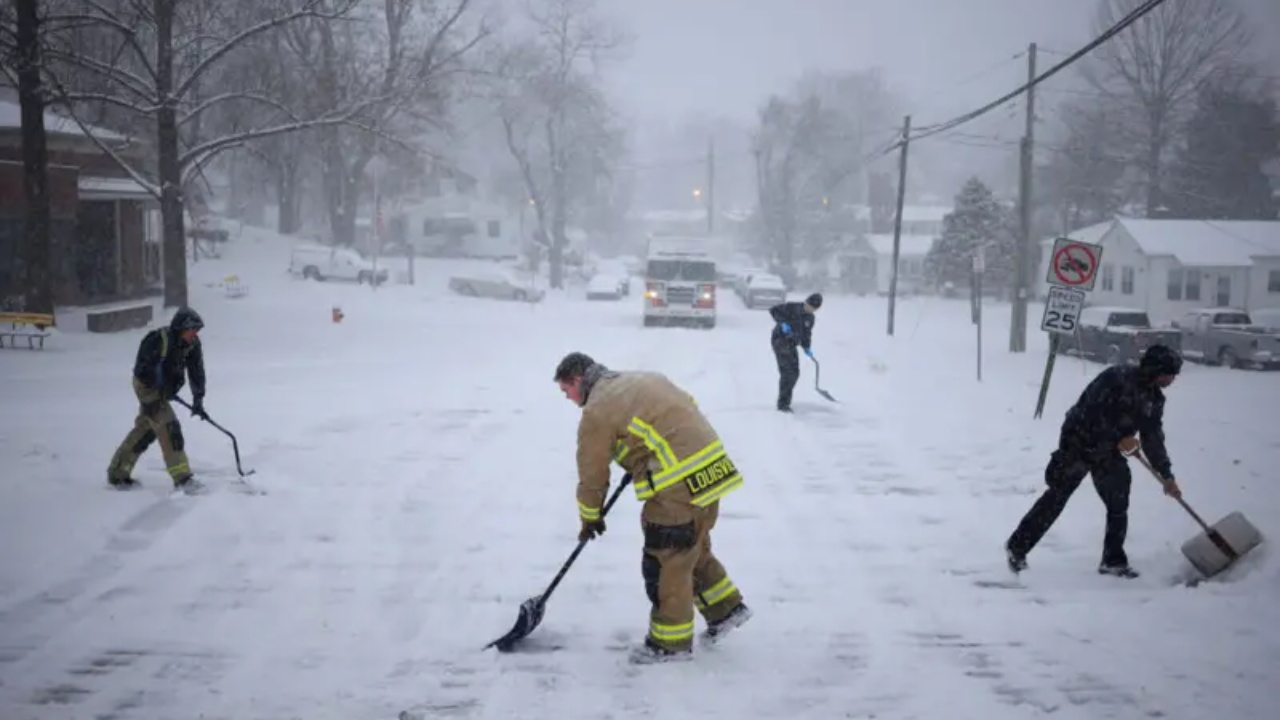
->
[703,603,752,645]
[108,475,142,491]
[1097,562,1139,579]
[1005,545,1028,574]
[628,638,693,665]
[173,475,208,496]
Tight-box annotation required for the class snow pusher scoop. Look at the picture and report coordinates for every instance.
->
[173,396,262,493]
[485,474,632,653]
[810,357,837,403]
[1133,450,1262,580]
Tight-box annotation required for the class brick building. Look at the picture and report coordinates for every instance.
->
[0,96,158,308]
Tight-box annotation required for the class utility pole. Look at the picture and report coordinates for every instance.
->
[887,115,911,337]
[706,137,715,235]
[1011,42,1037,353]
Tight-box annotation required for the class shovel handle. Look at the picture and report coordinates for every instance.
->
[539,474,632,604]
[1131,450,1215,533]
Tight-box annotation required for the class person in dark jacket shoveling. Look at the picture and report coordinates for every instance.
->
[1005,344,1184,578]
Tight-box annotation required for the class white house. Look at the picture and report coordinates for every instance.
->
[866,234,937,295]
[1036,218,1280,326]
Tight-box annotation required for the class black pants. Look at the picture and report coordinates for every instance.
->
[1006,439,1133,567]
[772,341,799,409]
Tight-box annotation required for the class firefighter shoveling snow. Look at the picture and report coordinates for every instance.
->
[1,226,1278,719]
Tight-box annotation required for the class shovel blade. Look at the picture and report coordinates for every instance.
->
[816,388,837,403]
[484,596,546,652]
[1180,510,1264,579]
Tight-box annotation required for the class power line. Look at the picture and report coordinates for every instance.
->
[890,0,1170,149]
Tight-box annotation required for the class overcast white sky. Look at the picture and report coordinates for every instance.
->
[598,0,1280,127]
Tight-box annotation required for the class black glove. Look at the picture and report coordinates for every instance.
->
[190,396,208,420]
[579,518,606,542]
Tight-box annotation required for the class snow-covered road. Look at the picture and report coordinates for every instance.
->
[2,229,1278,719]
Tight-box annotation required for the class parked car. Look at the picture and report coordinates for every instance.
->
[1175,308,1280,369]
[590,260,631,297]
[742,273,787,309]
[1056,305,1181,365]
[734,269,771,299]
[447,268,545,303]
[586,272,627,301]
[289,244,389,285]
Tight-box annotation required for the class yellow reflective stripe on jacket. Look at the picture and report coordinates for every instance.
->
[578,502,601,521]
[627,418,676,469]
[626,416,743,504]
[648,619,694,644]
[612,438,629,465]
[690,472,743,507]
[159,328,169,358]
[694,576,737,610]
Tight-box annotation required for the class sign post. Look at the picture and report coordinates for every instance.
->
[1034,238,1103,418]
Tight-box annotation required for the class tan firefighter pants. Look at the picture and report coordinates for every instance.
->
[107,378,192,483]
[641,500,744,652]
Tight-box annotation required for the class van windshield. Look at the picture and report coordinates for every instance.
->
[647,259,716,282]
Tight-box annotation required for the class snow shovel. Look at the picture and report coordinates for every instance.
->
[1133,450,1262,580]
[173,396,261,492]
[809,356,837,403]
[485,474,632,652]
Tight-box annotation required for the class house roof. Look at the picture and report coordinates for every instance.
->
[1118,219,1280,267]
[866,234,936,256]
[0,99,129,141]
[1042,218,1280,267]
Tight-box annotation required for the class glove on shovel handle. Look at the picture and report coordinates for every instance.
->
[1132,450,1213,534]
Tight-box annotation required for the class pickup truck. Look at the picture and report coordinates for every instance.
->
[1056,305,1182,366]
[1175,308,1280,369]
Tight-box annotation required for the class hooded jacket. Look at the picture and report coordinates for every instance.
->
[132,309,206,400]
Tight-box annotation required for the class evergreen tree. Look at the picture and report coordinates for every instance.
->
[1165,82,1280,220]
[926,178,1015,289]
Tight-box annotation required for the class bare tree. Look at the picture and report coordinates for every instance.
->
[489,0,629,289]
[1084,0,1252,215]
[1,0,383,307]
[1038,97,1130,231]
[289,0,488,248]
[2,0,54,314]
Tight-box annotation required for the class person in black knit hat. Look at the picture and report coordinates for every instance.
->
[767,293,823,412]
[1005,344,1184,578]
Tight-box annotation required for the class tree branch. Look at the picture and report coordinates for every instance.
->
[175,0,358,101]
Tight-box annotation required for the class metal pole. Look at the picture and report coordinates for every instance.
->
[887,114,911,337]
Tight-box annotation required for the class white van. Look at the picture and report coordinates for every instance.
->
[289,245,389,285]
[642,238,718,329]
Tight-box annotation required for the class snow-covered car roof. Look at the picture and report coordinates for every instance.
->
[588,273,623,291]
[747,273,785,289]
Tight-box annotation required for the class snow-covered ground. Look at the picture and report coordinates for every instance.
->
[2,226,1278,720]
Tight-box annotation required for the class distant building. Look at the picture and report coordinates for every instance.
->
[0,95,157,308]
[1036,218,1280,325]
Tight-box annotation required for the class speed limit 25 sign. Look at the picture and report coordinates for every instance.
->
[1041,286,1087,335]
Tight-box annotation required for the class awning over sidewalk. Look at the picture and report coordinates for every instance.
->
[79,176,156,202]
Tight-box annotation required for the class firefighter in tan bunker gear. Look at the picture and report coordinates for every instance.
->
[555,352,752,663]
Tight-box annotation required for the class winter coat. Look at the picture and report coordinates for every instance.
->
[575,370,743,527]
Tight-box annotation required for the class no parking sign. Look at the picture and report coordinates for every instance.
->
[1046,237,1104,292]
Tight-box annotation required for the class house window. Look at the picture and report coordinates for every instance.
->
[1101,264,1114,292]
[1167,269,1183,300]
[1185,270,1200,301]
[1270,269,1280,293]
[487,220,500,238]
[1121,266,1135,295]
